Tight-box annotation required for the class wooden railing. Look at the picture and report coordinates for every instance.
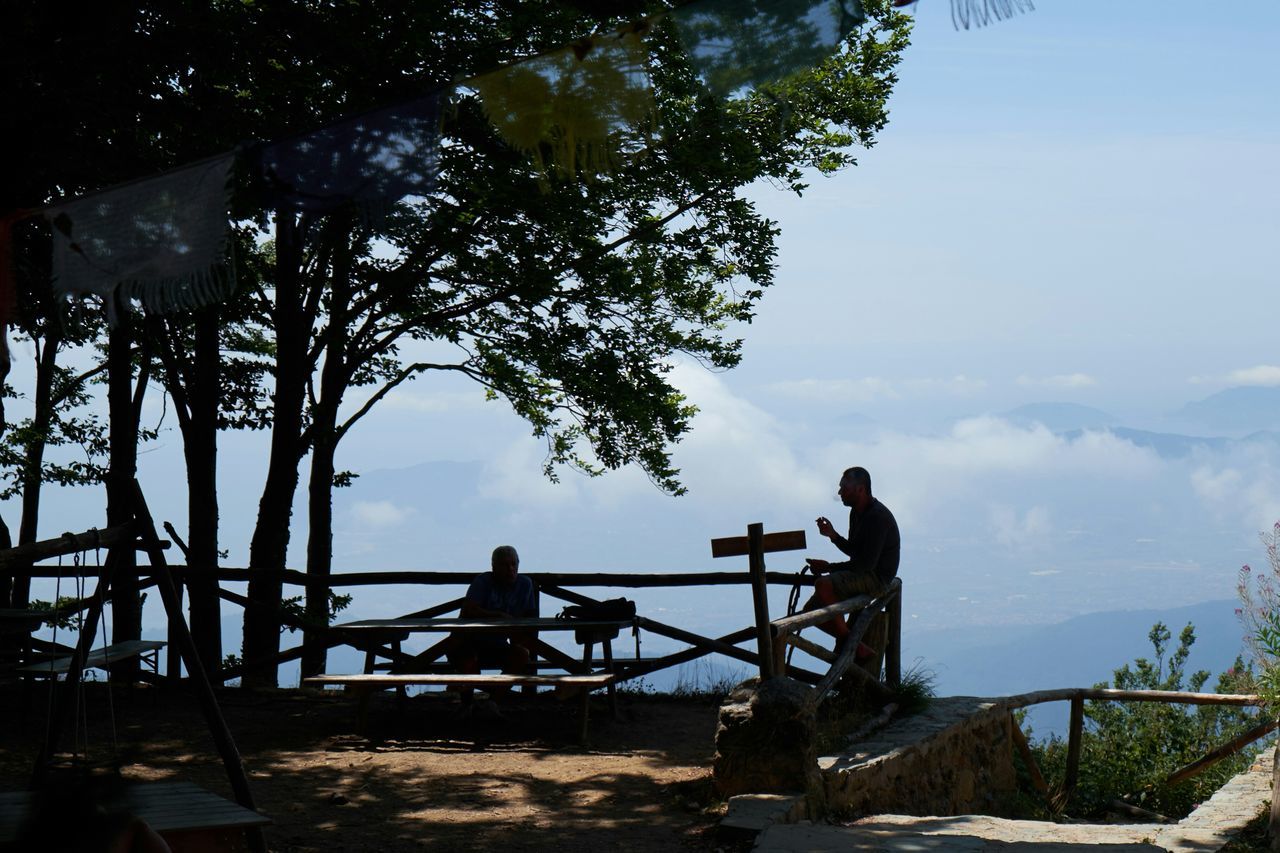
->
[1000,687,1270,814]
[770,577,903,707]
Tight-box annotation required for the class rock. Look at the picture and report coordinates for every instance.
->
[713,677,822,806]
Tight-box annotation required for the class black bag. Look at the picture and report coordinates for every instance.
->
[557,597,636,622]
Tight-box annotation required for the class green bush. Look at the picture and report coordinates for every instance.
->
[1027,622,1263,819]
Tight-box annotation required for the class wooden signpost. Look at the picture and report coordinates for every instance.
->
[711,523,806,680]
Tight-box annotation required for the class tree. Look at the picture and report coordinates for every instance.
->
[1028,622,1260,819]
[234,1,910,684]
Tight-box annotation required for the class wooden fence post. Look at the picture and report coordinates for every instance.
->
[886,586,902,688]
[1059,694,1084,810]
[747,523,774,680]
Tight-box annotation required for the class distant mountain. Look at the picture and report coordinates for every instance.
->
[911,599,1247,735]
[1001,403,1119,432]
[1173,386,1280,435]
[1058,427,1231,459]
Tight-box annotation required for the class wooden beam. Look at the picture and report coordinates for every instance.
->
[999,687,1262,710]
[784,631,836,664]
[771,594,873,635]
[1164,717,1277,787]
[0,525,158,570]
[147,567,819,589]
[710,530,807,558]
[127,483,265,853]
[1009,713,1049,797]
[811,579,900,700]
[541,584,823,683]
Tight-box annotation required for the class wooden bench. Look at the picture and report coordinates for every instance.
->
[18,640,167,677]
[0,780,269,850]
[304,672,616,740]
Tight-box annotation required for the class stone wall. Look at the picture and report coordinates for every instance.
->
[819,697,1020,818]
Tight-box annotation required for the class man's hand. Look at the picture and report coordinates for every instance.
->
[816,516,837,540]
[805,558,831,574]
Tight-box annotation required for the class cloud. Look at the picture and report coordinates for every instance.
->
[1188,365,1280,387]
[1016,373,1097,389]
[990,505,1052,548]
[350,500,415,528]
[1228,365,1280,387]
[766,375,986,403]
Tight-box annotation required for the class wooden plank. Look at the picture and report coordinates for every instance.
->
[1164,717,1278,786]
[333,617,631,633]
[0,782,269,843]
[1009,713,1049,796]
[710,530,807,559]
[304,673,615,687]
[160,568,818,588]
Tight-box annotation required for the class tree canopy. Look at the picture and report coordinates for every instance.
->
[3,0,910,684]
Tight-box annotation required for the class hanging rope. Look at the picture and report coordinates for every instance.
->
[784,564,811,668]
[94,537,118,757]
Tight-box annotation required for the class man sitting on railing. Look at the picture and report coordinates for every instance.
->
[804,466,900,661]
[447,545,539,718]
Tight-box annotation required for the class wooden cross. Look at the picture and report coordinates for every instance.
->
[711,523,806,680]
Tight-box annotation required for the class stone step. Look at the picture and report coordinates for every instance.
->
[755,818,1165,851]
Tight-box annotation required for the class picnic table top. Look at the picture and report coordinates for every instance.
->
[333,617,633,633]
[0,609,54,635]
[0,781,269,842]
[18,639,167,674]
[305,672,616,686]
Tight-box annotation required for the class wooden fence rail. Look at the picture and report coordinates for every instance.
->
[998,687,1270,815]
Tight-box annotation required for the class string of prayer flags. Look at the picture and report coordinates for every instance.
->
[0,210,32,333]
[45,153,236,325]
[469,24,655,181]
[891,0,1035,30]
[257,91,444,219]
[672,0,866,98]
[948,0,1034,30]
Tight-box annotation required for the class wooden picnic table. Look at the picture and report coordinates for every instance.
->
[311,616,636,739]
[0,780,269,849]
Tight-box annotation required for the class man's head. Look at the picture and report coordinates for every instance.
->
[491,545,520,587]
[838,466,872,511]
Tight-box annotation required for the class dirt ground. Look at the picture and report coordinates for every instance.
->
[0,682,745,852]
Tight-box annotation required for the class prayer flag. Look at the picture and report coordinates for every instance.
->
[671,0,866,97]
[469,25,655,181]
[258,91,443,217]
[45,154,236,323]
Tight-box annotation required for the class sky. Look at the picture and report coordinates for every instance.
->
[11,1,1280,689]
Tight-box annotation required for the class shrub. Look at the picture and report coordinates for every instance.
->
[1028,622,1262,819]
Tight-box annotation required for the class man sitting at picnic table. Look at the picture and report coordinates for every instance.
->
[803,466,900,662]
[446,545,538,716]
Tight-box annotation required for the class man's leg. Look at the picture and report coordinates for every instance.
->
[810,570,884,658]
[806,576,849,641]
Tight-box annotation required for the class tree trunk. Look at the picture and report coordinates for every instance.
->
[243,213,309,688]
[184,307,223,677]
[301,241,352,679]
[106,299,140,681]
[10,326,60,610]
